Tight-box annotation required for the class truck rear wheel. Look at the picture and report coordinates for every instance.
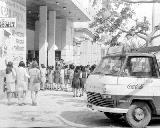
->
[104,112,122,120]
[125,102,151,128]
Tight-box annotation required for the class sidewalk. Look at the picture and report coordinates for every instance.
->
[0,90,88,127]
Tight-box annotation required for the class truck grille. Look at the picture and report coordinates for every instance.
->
[87,92,114,107]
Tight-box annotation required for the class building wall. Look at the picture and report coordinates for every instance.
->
[73,45,80,65]
[64,19,74,62]
[33,18,74,63]
[55,19,66,51]
[0,0,26,98]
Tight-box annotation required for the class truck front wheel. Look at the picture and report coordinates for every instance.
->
[126,102,151,128]
[104,112,122,120]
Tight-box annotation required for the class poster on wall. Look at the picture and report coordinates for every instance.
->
[0,0,26,69]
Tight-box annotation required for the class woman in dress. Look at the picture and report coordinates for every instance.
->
[29,61,41,106]
[72,66,81,97]
[16,61,30,105]
[47,66,54,90]
[40,64,47,90]
[64,65,69,91]
[5,62,16,105]
[68,65,74,89]
[60,66,65,91]
[54,66,61,91]
[80,66,87,97]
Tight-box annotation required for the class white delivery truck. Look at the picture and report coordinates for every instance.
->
[86,51,160,128]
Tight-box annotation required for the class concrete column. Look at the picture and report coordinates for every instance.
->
[34,21,39,51]
[48,11,56,66]
[39,6,48,66]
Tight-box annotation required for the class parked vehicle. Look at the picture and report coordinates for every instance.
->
[86,52,160,128]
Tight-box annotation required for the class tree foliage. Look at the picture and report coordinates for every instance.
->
[90,0,160,48]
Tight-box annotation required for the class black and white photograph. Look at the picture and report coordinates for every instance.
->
[1,0,160,127]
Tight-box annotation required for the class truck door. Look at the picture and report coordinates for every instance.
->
[146,57,160,115]
[117,56,155,107]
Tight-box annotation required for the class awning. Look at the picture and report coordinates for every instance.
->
[27,0,91,22]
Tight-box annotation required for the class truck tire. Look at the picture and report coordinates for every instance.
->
[104,112,122,120]
[125,102,151,128]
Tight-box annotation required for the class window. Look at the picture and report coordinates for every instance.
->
[93,56,125,76]
[124,57,157,77]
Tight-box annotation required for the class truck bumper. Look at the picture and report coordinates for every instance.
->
[87,103,128,114]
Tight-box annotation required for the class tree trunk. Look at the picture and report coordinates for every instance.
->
[145,38,151,47]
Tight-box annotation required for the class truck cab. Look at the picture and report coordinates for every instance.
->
[86,52,160,128]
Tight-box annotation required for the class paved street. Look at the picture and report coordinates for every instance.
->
[0,90,160,128]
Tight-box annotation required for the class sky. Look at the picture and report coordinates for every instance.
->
[133,3,153,29]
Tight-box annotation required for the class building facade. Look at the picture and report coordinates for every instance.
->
[0,0,92,97]
[74,28,103,66]
[26,0,92,67]
[73,0,103,66]
[0,0,26,98]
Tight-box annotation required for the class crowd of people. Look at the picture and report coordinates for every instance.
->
[4,59,97,106]
[38,62,97,97]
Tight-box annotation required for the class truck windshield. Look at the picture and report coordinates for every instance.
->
[93,56,125,75]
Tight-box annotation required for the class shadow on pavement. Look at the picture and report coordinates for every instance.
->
[61,110,129,127]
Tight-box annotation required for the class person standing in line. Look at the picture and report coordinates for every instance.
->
[51,66,55,90]
[85,65,90,78]
[54,66,61,91]
[68,65,74,89]
[29,61,41,106]
[90,64,96,73]
[47,66,54,90]
[64,65,69,91]
[72,66,81,97]
[80,66,87,97]
[16,61,30,105]
[40,64,47,90]
[79,66,82,96]
[46,66,49,90]
[60,66,65,91]
[5,62,16,105]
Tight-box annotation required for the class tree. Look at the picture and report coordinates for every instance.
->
[122,0,160,3]
[90,0,160,48]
